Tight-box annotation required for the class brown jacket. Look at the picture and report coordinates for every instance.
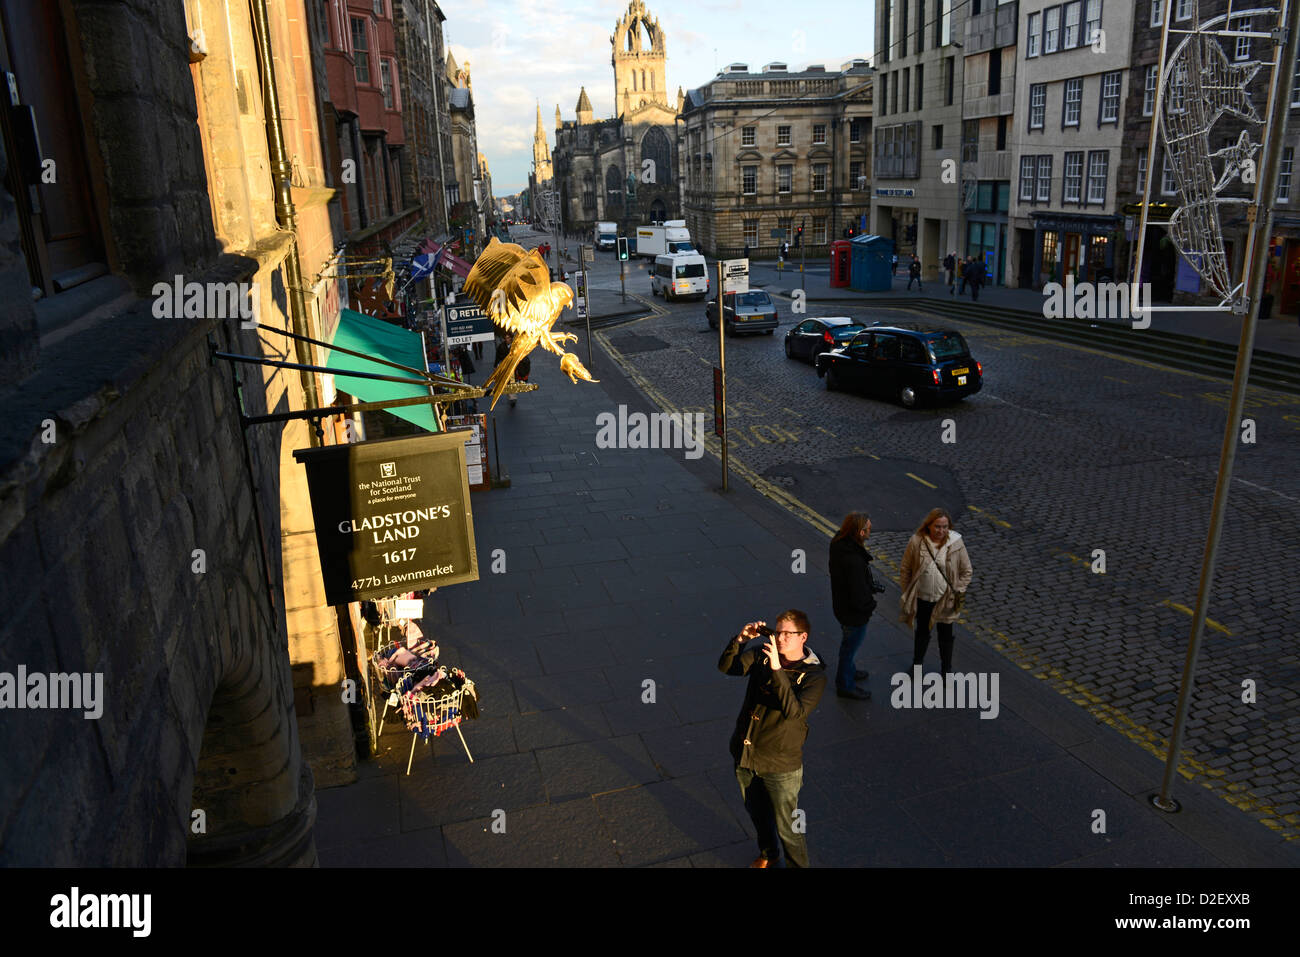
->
[899,531,973,628]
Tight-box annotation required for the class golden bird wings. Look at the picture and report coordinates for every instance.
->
[462,237,556,336]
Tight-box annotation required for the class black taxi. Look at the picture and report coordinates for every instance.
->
[814,325,982,407]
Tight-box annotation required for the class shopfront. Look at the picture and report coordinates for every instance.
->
[1029,212,1121,289]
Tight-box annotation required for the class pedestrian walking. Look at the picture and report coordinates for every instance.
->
[907,255,923,291]
[943,252,957,294]
[899,508,973,676]
[828,512,880,700]
[964,256,984,301]
[719,610,826,868]
[891,253,899,276]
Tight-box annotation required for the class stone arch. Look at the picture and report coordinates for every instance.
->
[641,126,672,185]
[605,164,624,209]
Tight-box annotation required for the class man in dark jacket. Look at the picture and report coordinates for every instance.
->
[964,256,984,301]
[828,513,877,699]
[719,610,826,868]
[907,255,923,291]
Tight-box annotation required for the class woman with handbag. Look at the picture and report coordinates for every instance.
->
[899,508,973,676]
[828,512,883,700]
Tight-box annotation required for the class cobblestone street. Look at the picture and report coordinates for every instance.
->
[591,249,1300,835]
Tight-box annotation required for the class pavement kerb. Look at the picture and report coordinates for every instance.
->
[593,327,1300,844]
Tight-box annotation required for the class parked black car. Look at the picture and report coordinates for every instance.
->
[706,290,778,335]
[815,326,983,407]
[784,317,867,364]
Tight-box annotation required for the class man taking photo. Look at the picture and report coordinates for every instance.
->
[718,610,827,868]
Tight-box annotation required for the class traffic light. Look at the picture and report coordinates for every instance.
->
[794,224,804,248]
[617,237,629,261]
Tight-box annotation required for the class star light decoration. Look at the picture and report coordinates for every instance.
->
[1158,7,1270,302]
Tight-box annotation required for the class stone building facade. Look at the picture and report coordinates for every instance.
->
[0,0,362,864]
[873,0,969,277]
[550,0,683,237]
[393,0,454,237]
[680,62,873,260]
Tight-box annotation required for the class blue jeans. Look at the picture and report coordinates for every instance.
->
[837,620,870,691]
[736,766,809,867]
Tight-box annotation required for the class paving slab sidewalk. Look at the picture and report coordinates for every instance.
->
[314,338,1300,867]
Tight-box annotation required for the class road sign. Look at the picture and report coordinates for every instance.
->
[572,270,588,320]
[722,259,749,294]
[445,302,495,345]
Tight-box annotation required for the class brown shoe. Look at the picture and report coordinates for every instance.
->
[749,857,771,868]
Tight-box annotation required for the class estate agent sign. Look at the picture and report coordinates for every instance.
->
[293,432,479,604]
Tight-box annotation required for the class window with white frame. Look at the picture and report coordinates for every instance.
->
[742,126,756,146]
[1162,153,1178,194]
[813,163,828,192]
[1084,0,1101,45]
[1030,84,1046,129]
[744,220,758,246]
[778,165,792,193]
[380,60,393,108]
[1175,0,1191,21]
[743,166,757,194]
[1037,155,1053,201]
[1064,78,1082,126]
[1086,150,1108,203]
[1232,18,1251,61]
[1063,2,1081,48]
[1136,148,1147,194]
[1064,151,1084,201]
[1168,63,1186,113]
[1144,65,1158,115]
[1027,12,1041,57]
[1100,72,1121,123]
[850,120,861,143]
[778,125,792,146]
[351,17,370,84]
[1151,0,1163,28]
[1045,7,1061,54]
[813,216,827,244]
[813,124,827,145]
[850,161,864,189]
[1279,147,1294,202]
[1020,156,1036,200]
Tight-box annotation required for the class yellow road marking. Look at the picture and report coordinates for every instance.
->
[1160,599,1234,636]
[1103,375,1130,384]
[906,472,937,489]
[967,505,1013,528]
[596,327,1292,840]
[1058,551,1091,568]
[1161,391,1184,399]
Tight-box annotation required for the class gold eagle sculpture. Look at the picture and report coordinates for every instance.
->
[462,237,596,409]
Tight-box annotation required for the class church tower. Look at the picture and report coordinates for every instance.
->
[611,0,667,117]
[532,101,553,182]
[576,86,594,126]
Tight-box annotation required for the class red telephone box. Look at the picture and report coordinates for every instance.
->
[830,240,853,288]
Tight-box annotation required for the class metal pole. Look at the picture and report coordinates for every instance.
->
[1154,1,1299,812]
[717,258,728,492]
[1130,0,1176,310]
[620,258,626,303]
[800,216,806,293]
[582,244,593,371]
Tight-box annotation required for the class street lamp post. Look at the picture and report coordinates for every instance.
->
[952,40,965,277]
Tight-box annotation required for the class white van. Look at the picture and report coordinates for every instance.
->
[651,253,710,301]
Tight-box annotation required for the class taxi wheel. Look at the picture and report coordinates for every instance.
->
[900,385,917,408]
[784,338,794,359]
[826,364,839,391]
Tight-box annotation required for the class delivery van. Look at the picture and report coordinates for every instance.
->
[594,221,618,250]
[635,220,693,258]
[650,252,710,301]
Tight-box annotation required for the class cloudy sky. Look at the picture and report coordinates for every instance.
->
[444,0,876,195]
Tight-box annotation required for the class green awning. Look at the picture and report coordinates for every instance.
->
[326,308,438,432]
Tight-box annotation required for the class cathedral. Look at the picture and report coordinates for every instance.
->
[543,0,683,237]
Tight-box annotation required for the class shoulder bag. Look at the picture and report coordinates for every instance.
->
[923,539,966,615]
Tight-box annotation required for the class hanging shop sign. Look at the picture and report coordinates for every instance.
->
[293,432,479,604]
[722,259,749,294]
[445,302,496,345]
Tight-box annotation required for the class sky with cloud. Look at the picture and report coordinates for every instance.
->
[443,0,876,196]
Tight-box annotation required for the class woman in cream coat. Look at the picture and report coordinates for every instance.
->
[899,508,973,676]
